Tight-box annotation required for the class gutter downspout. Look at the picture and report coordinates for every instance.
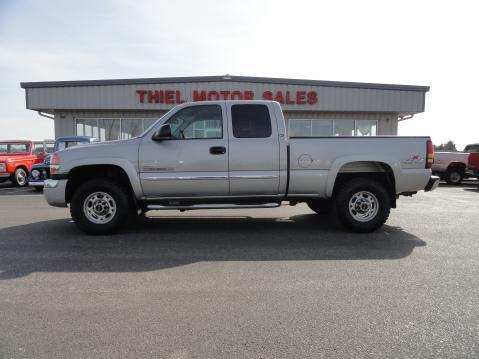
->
[37,111,54,119]
[398,114,414,122]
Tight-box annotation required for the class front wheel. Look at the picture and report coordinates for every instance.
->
[334,178,391,233]
[70,179,131,235]
[12,168,28,187]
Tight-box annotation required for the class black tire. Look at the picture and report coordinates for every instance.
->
[12,168,28,187]
[70,179,131,235]
[334,178,391,233]
[307,199,333,215]
[445,168,463,185]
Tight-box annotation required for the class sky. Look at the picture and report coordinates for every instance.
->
[0,0,478,149]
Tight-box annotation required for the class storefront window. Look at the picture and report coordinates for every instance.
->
[290,119,378,137]
[312,121,333,136]
[98,119,121,141]
[289,120,312,137]
[121,119,144,139]
[76,118,160,141]
[333,120,355,136]
[143,119,157,132]
[356,120,377,136]
[76,119,99,138]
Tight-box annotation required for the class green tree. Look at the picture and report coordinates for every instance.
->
[434,140,458,151]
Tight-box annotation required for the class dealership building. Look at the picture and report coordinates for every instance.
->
[20,75,429,141]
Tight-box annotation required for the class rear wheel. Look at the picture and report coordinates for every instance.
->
[70,179,130,235]
[334,178,391,233]
[12,168,28,187]
[445,168,463,185]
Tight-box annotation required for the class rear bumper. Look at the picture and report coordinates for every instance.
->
[424,175,440,192]
[43,179,68,207]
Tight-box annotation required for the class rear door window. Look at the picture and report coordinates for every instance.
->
[32,143,45,155]
[231,104,272,138]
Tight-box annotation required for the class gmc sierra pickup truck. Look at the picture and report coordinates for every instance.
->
[44,100,439,235]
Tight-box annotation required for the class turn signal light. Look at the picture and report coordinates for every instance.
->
[426,140,434,169]
[50,154,60,174]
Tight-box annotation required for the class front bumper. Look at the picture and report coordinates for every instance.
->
[43,179,68,207]
[28,180,45,187]
[0,173,10,178]
[424,175,440,192]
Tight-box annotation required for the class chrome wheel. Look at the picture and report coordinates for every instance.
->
[348,191,379,222]
[15,169,27,186]
[83,192,117,224]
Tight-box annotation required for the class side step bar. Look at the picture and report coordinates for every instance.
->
[146,203,282,211]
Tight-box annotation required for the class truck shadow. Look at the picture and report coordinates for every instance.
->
[0,214,426,280]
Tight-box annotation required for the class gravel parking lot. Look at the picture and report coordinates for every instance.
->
[0,181,478,358]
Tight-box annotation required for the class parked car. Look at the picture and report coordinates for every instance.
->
[466,152,479,179]
[28,136,98,190]
[0,140,54,186]
[43,100,438,235]
[432,143,479,184]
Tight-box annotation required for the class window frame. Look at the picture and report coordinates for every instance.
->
[163,104,224,141]
[32,142,46,155]
[288,119,378,137]
[231,104,273,139]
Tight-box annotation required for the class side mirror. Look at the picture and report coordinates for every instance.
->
[152,124,172,141]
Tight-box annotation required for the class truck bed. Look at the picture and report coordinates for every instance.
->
[288,136,431,196]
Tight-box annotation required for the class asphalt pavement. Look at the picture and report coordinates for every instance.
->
[0,181,478,358]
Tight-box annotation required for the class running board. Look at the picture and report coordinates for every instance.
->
[146,203,281,211]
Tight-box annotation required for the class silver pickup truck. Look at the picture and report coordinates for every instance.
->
[44,100,438,234]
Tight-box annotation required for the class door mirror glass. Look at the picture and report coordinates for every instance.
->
[152,124,172,141]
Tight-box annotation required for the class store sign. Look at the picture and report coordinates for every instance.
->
[136,89,318,105]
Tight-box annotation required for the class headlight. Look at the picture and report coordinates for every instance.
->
[31,169,40,178]
[0,162,5,172]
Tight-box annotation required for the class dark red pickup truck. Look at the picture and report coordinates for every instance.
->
[0,140,54,186]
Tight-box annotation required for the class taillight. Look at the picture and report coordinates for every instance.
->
[426,140,434,169]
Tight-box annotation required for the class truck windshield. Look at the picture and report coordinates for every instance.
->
[0,143,30,154]
[464,145,479,152]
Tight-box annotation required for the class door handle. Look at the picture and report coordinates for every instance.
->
[210,146,226,155]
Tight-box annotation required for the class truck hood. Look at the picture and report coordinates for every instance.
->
[55,138,142,171]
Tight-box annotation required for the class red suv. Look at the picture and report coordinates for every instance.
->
[0,140,55,186]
